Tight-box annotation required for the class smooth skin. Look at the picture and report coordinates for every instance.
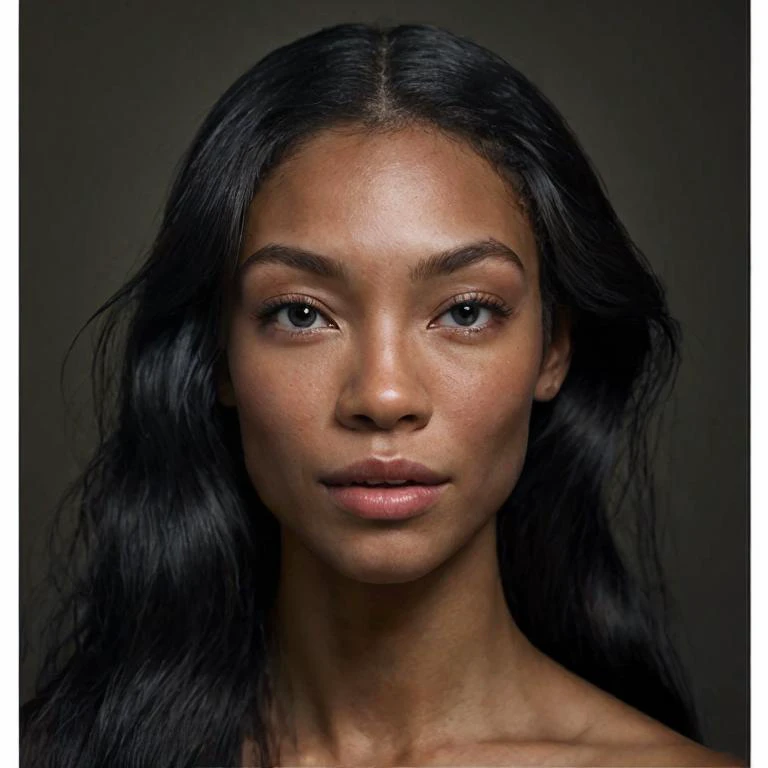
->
[221,125,741,767]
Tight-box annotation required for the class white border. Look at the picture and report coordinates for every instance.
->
[751,0,761,764]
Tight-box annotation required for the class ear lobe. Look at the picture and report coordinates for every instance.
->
[534,306,573,402]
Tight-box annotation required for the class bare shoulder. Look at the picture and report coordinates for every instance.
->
[415,732,743,767]
[498,656,745,768]
[577,698,744,767]
[410,702,744,767]
[592,738,744,767]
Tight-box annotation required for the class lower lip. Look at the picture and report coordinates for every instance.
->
[322,483,447,520]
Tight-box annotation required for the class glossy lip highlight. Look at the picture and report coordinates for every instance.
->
[322,482,448,520]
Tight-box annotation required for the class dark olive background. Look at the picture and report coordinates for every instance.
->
[20,0,749,759]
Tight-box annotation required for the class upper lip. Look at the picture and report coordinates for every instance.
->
[320,458,449,486]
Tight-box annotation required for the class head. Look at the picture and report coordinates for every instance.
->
[24,23,695,768]
[134,23,668,591]
[218,124,571,584]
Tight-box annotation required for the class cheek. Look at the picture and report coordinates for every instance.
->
[440,341,541,492]
[226,343,332,496]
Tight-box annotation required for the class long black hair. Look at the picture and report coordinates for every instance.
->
[21,22,698,767]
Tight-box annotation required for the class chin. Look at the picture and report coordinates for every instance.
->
[321,533,456,585]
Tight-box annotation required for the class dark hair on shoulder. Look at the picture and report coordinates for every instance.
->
[21,22,698,767]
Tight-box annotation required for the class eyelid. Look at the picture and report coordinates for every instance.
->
[253,294,337,331]
[429,291,514,326]
[252,290,514,335]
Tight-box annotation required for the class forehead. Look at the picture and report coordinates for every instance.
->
[242,125,537,271]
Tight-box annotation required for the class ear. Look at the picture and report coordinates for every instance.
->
[216,354,237,408]
[534,306,573,402]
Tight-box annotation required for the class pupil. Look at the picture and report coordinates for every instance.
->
[288,304,316,328]
[451,303,479,326]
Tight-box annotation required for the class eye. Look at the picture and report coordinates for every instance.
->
[256,297,335,333]
[438,301,494,328]
[432,295,513,331]
[276,303,326,329]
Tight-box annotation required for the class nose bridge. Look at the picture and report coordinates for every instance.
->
[336,313,431,430]
[361,313,409,380]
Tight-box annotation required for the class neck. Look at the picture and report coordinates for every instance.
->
[268,517,544,765]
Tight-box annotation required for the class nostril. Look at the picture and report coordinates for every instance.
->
[334,375,433,431]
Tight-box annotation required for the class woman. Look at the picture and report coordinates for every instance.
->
[21,22,742,767]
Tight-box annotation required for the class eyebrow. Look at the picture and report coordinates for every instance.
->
[237,238,525,285]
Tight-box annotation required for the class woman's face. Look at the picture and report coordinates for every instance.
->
[221,126,570,584]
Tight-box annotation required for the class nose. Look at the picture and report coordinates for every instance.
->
[334,326,433,432]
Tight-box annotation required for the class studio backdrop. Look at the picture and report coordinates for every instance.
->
[20,0,748,759]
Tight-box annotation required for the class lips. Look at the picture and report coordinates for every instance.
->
[320,458,449,487]
[320,458,450,520]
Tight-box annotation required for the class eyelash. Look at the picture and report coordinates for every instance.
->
[254,292,514,338]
